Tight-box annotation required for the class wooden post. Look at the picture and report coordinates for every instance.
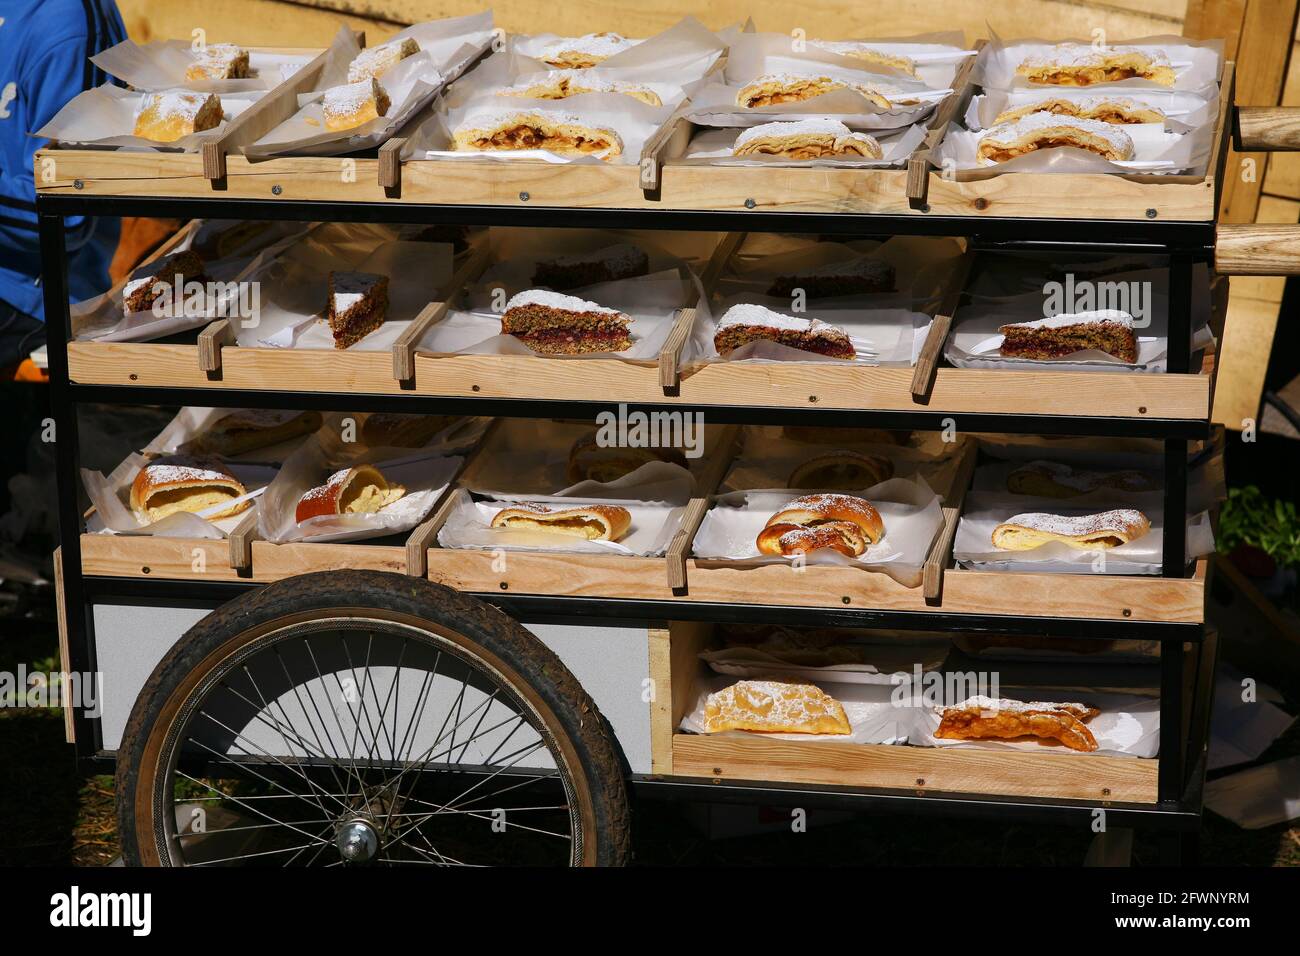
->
[665,425,740,591]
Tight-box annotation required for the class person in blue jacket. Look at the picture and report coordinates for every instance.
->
[0,0,126,369]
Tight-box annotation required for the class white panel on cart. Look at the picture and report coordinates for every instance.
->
[93,603,653,773]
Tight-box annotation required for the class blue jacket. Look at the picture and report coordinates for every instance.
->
[0,0,126,321]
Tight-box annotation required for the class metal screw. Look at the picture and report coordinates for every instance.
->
[499,582,509,590]
[712,768,722,775]
[808,395,818,403]
[519,191,530,201]
[1122,608,1132,617]
[1146,208,1157,219]
[471,384,481,392]
[142,566,151,574]
[1102,788,1111,796]
[916,778,925,786]
[271,185,282,195]
[918,203,931,213]
[973,198,988,210]
[73,179,84,190]
[841,596,851,604]
[744,198,756,209]
[129,373,138,381]
[1138,406,1147,414]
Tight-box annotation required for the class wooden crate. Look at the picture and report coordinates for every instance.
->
[647,621,1160,803]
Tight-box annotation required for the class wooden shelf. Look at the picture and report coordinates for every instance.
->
[66,339,1213,423]
[79,532,1207,625]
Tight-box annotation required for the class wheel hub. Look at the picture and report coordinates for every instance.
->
[336,818,380,863]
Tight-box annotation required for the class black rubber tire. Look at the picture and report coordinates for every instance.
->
[115,570,631,866]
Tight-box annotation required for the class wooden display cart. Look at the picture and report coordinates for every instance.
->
[37,36,1300,867]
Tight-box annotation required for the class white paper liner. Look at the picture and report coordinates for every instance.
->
[797,33,976,89]
[966,84,1220,132]
[954,489,1215,574]
[258,433,463,544]
[943,287,1214,372]
[691,476,943,587]
[700,640,948,685]
[71,222,307,343]
[703,293,929,366]
[681,676,1157,755]
[973,34,1223,93]
[674,120,926,168]
[141,405,325,464]
[934,117,1210,176]
[91,38,310,92]
[32,85,261,152]
[419,269,700,361]
[437,483,686,557]
[510,16,726,75]
[422,91,669,166]
[245,16,494,158]
[238,236,453,350]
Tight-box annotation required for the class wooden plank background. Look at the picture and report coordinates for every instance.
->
[114,0,1300,430]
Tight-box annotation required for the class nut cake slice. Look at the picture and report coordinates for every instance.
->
[500,290,632,354]
[327,271,389,349]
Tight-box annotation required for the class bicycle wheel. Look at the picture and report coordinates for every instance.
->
[115,571,630,866]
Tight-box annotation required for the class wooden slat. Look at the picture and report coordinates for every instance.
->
[922,437,980,602]
[68,340,1212,420]
[52,547,75,745]
[659,231,745,390]
[227,508,260,575]
[665,426,740,590]
[394,242,492,381]
[639,111,693,195]
[404,516,441,576]
[1215,223,1300,274]
[909,247,973,402]
[35,148,1221,222]
[1236,106,1300,151]
[378,137,405,191]
[646,625,673,773]
[200,40,343,182]
[906,39,983,208]
[197,319,236,373]
[672,734,1158,803]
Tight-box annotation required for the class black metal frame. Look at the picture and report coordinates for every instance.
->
[37,189,1217,861]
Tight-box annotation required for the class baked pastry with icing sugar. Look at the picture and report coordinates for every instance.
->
[977,111,1134,164]
[322,78,391,132]
[131,455,251,522]
[326,271,389,349]
[991,508,1151,550]
[714,303,855,359]
[703,679,851,735]
[501,289,632,354]
[756,492,886,557]
[538,32,640,69]
[566,431,686,484]
[295,464,405,522]
[185,44,249,82]
[1017,43,1176,87]
[490,501,632,541]
[788,450,894,490]
[532,242,649,290]
[766,256,896,299]
[994,95,1166,126]
[181,409,323,457]
[998,309,1138,363]
[732,119,882,160]
[499,70,662,106]
[735,72,915,109]
[133,89,223,142]
[1006,460,1158,498]
[122,248,207,314]
[452,109,623,160]
[347,37,420,83]
[935,695,1100,751]
[810,41,919,77]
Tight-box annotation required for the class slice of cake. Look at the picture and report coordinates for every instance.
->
[531,243,649,290]
[713,304,855,359]
[998,309,1138,363]
[322,78,390,132]
[347,37,420,83]
[452,109,623,160]
[326,271,389,349]
[735,73,913,109]
[732,120,882,160]
[133,90,223,142]
[1016,43,1176,87]
[500,290,632,354]
[499,70,662,106]
[993,96,1166,126]
[184,44,250,82]
[123,248,207,313]
[766,257,895,299]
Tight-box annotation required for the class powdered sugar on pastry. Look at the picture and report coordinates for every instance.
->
[1020,43,1171,70]
[716,303,821,332]
[1002,309,1135,331]
[540,33,639,62]
[1000,508,1147,537]
[980,111,1134,158]
[504,289,622,315]
[939,695,1097,718]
